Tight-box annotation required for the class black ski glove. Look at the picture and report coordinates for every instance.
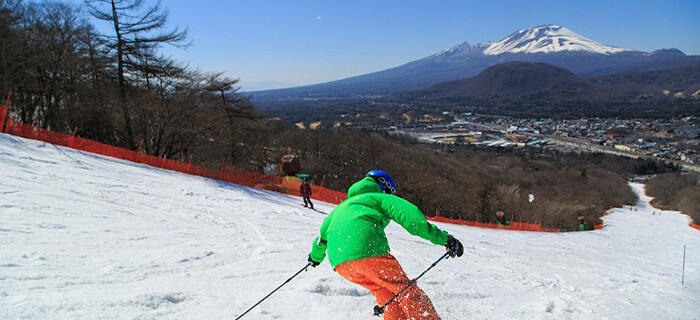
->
[308,254,321,267]
[445,235,464,258]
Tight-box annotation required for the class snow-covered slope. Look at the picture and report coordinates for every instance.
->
[484,25,630,55]
[1,133,699,320]
[432,41,493,59]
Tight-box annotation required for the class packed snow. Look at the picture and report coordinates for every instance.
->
[483,25,630,55]
[1,133,698,320]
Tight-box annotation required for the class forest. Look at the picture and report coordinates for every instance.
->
[1,0,258,161]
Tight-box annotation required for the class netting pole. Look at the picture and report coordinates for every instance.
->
[187,154,193,173]
[219,158,226,181]
[1,90,10,133]
[277,165,283,184]
[317,174,326,198]
[136,139,144,161]
[68,127,78,148]
[0,106,6,133]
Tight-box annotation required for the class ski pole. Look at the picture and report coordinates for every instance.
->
[373,252,450,317]
[235,262,312,320]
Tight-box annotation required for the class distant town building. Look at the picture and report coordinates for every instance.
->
[615,145,632,152]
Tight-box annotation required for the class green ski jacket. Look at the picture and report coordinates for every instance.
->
[309,177,450,268]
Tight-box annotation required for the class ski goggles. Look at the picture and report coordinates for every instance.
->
[375,176,396,195]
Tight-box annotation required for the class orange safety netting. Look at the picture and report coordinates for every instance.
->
[137,152,187,172]
[223,165,281,188]
[72,136,139,162]
[5,120,72,147]
[426,215,561,232]
[313,187,347,205]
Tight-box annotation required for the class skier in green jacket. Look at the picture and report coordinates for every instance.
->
[577,216,589,231]
[308,170,463,320]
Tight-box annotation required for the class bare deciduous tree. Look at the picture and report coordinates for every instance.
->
[86,0,188,147]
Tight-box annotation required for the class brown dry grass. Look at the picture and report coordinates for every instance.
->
[646,173,700,224]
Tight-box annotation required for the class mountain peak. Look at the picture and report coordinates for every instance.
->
[648,48,686,56]
[483,25,630,56]
[435,41,493,57]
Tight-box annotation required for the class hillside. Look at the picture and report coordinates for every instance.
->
[392,61,700,105]
[589,61,700,98]
[646,173,700,223]
[1,133,699,320]
[396,62,599,101]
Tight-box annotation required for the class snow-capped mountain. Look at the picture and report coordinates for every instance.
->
[252,25,698,102]
[483,25,629,55]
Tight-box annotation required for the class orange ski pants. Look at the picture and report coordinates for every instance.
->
[335,254,441,320]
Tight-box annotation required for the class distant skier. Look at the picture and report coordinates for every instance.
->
[495,210,510,226]
[307,170,463,320]
[300,179,313,209]
[577,216,589,231]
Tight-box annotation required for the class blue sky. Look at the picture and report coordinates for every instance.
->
[89,0,700,90]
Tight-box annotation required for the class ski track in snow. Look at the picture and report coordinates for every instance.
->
[0,133,698,320]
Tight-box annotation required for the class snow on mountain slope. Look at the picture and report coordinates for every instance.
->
[484,25,630,55]
[1,133,698,320]
[433,41,493,59]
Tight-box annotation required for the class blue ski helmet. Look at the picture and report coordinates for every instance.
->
[365,170,397,195]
